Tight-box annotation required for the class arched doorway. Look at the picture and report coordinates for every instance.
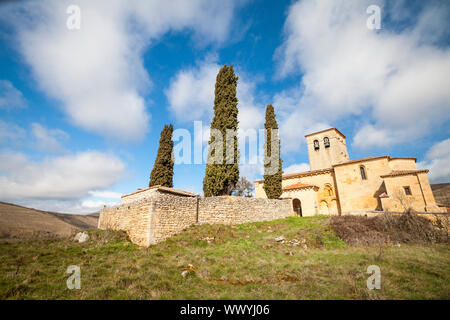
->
[293,198,302,217]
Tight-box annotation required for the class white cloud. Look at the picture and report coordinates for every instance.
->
[275,0,450,151]
[129,0,242,44]
[418,138,450,183]
[166,58,265,131]
[284,163,309,174]
[0,151,125,201]
[31,123,69,153]
[0,120,69,152]
[236,75,265,131]
[6,190,122,214]
[0,120,125,213]
[166,57,219,122]
[10,198,118,214]
[0,80,27,110]
[81,199,120,210]
[1,0,242,141]
[353,125,400,149]
[0,120,26,145]
[88,190,122,199]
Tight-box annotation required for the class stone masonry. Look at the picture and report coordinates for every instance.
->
[98,185,293,246]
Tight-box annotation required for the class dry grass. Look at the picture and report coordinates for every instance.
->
[0,215,449,300]
[330,211,448,246]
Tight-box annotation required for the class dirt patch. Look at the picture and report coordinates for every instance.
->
[330,212,448,246]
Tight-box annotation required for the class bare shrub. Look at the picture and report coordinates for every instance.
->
[331,211,448,246]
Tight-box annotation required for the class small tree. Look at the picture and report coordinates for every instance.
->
[231,177,254,197]
[263,104,283,199]
[149,124,174,188]
[203,65,240,196]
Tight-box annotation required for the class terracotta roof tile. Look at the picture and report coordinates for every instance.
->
[390,157,417,162]
[254,168,333,183]
[283,183,319,191]
[333,156,417,168]
[121,185,195,198]
[332,156,389,167]
[380,169,429,178]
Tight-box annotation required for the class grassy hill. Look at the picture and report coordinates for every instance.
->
[0,202,98,241]
[431,183,450,208]
[1,215,448,300]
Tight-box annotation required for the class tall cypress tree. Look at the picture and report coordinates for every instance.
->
[149,124,174,188]
[203,65,239,196]
[263,104,283,199]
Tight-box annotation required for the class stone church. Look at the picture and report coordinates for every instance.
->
[254,128,444,216]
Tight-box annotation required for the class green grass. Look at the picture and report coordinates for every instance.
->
[0,215,449,299]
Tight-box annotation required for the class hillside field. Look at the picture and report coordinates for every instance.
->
[1,215,449,300]
[0,202,98,240]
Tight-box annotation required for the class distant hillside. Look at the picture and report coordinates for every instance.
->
[0,202,98,241]
[431,183,450,208]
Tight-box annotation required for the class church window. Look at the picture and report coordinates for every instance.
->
[360,166,367,180]
[324,137,330,148]
[404,186,412,195]
[314,140,320,150]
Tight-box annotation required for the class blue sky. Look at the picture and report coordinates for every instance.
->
[0,0,449,213]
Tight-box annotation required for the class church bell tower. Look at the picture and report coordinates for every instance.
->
[305,128,349,171]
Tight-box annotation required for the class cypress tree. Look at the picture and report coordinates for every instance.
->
[263,104,283,199]
[203,65,239,196]
[149,124,174,188]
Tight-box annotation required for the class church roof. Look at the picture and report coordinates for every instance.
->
[333,156,417,168]
[283,183,319,191]
[390,157,417,162]
[121,185,196,198]
[380,169,429,178]
[254,168,333,183]
[332,156,389,167]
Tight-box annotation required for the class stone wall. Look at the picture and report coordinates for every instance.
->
[98,198,154,246]
[149,192,198,244]
[199,196,292,225]
[99,189,294,246]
